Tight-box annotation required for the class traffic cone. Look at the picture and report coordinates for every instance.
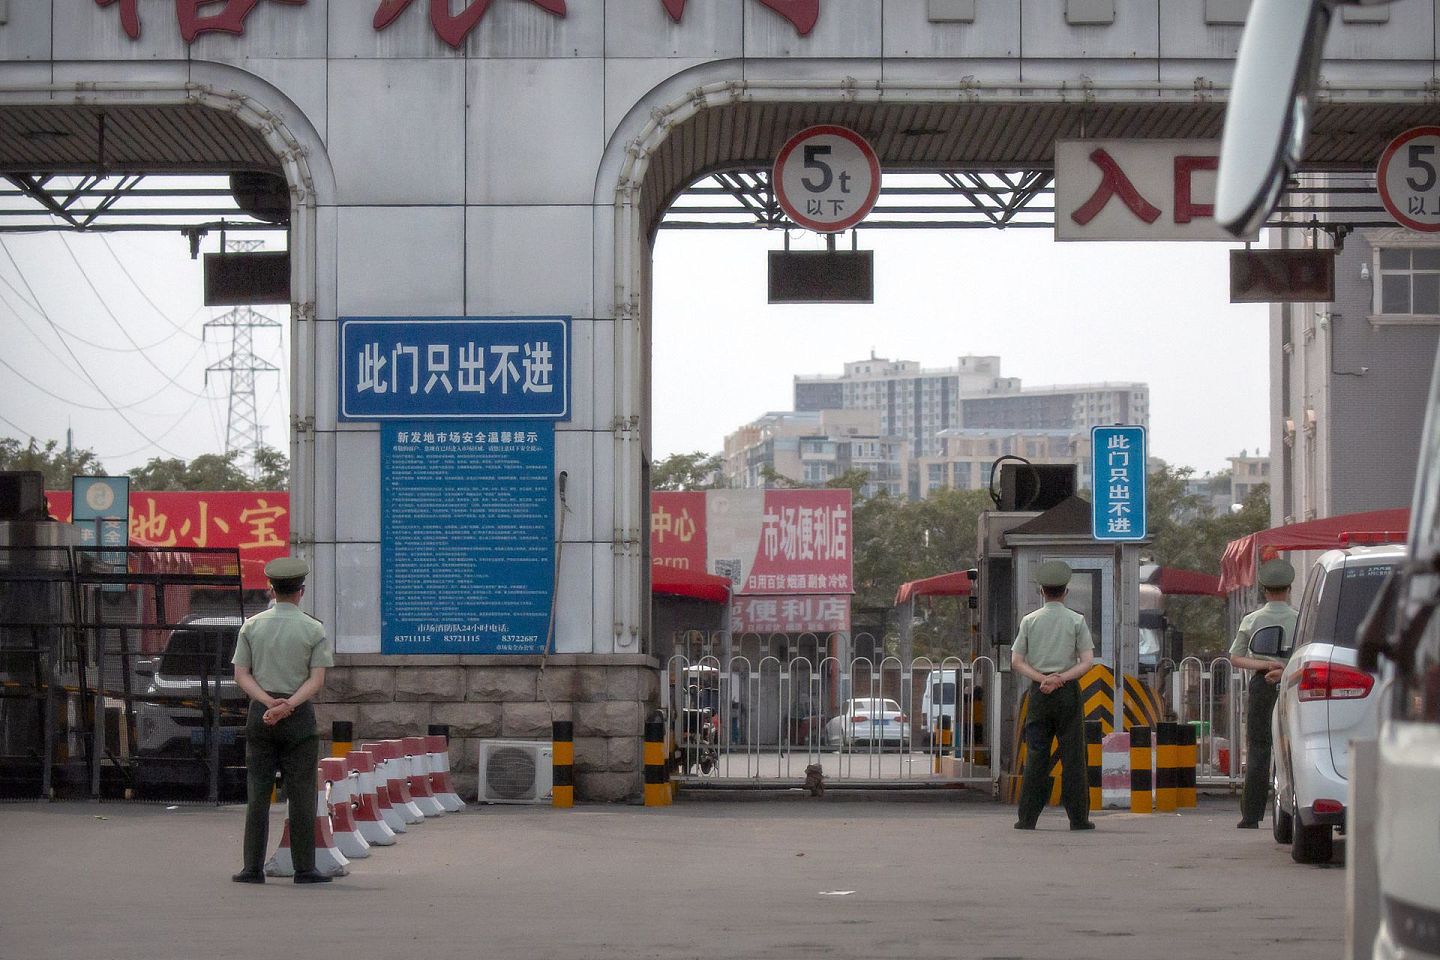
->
[401,736,446,817]
[425,734,466,813]
[346,750,398,845]
[320,757,370,860]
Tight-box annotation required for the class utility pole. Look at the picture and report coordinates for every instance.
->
[205,239,279,480]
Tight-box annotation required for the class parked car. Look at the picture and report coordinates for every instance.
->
[1267,545,1401,863]
[825,697,908,751]
[135,616,246,791]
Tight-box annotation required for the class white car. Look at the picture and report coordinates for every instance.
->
[1270,545,1401,863]
[826,698,909,751]
[135,616,246,792]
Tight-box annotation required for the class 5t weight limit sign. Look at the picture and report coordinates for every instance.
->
[773,125,881,233]
[1379,126,1440,233]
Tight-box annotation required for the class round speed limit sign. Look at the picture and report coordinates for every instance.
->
[773,125,881,233]
[1378,126,1440,233]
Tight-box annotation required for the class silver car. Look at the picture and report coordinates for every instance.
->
[1270,545,1401,863]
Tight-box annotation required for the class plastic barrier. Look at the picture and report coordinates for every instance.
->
[401,736,446,817]
[264,771,351,878]
[365,740,424,824]
[320,757,371,859]
[424,733,466,813]
[345,749,398,846]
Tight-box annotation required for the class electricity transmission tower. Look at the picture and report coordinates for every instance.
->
[205,239,280,479]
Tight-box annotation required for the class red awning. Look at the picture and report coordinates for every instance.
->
[1155,567,1223,597]
[894,571,972,606]
[1218,508,1410,593]
[650,564,731,603]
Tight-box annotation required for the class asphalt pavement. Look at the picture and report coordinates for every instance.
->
[0,794,1343,960]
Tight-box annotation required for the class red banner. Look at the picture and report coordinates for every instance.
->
[650,491,707,573]
[47,491,289,590]
[729,594,850,634]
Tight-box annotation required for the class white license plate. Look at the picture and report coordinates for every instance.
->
[190,728,239,746]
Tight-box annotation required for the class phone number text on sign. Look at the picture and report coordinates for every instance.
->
[773,125,881,233]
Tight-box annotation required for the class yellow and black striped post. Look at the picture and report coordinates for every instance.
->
[1130,725,1153,814]
[1085,720,1103,812]
[330,720,354,758]
[1178,723,1198,808]
[933,715,954,773]
[1155,722,1179,813]
[552,720,574,808]
[644,715,669,806]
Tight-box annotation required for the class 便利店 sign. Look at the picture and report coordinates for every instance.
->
[339,317,570,421]
[1056,140,1257,242]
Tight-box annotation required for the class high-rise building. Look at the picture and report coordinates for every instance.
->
[722,409,908,498]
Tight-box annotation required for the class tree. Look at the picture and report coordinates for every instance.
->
[0,436,107,488]
[130,451,263,491]
[253,445,289,489]
[651,451,725,491]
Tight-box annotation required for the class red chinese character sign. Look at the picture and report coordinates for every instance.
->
[773,125,881,233]
[1377,127,1440,233]
[650,491,707,573]
[47,490,289,589]
[729,595,849,634]
[96,0,308,42]
[661,0,819,35]
[1055,140,1256,241]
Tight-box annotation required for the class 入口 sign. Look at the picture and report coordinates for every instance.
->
[1056,140,1255,241]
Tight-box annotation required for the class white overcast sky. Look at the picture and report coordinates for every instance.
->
[0,223,1267,478]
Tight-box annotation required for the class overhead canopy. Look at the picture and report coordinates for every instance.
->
[1218,508,1409,593]
[894,571,972,607]
[650,564,731,604]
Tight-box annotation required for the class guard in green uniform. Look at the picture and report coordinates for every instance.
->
[1229,557,1298,829]
[230,557,335,884]
[1012,560,1097,831]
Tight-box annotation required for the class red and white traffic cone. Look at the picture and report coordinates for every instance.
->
[425,734,466,813]
[346,750,397,846]
[320,757,370,860]
[400,737,446,818]
[359,741,410,832]
[375,740,425,824]
[264,772,351,878]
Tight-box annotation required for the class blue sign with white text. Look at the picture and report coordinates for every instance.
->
[380,421,555,655]
[340,317,569,421]
[1091,426,1147,542]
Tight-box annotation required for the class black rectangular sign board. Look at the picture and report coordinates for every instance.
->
[204,250,291,306]
[768,250,874,304]
[1229,249,1336,303]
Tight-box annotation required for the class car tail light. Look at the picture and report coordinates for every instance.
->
[852,715,868,724]
[1296,663,1375,701]
[1313,798,1344,815]
[895,715,908,724]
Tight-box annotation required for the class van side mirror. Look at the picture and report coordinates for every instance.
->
[1215,0,1335,236]
[1249,624,1289,658]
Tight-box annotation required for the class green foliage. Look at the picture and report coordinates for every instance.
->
[651,451,726,491]
[1145,464,1271,659]
[0,436,107,489]
[253,445,290,490]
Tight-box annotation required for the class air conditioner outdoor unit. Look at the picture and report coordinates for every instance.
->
[477,739,554,804]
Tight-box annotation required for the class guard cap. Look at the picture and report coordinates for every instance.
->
[1257,558,1294,589]
[1036,560,1072,588]
[264,556,309,581]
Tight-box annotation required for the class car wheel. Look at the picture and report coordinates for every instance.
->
[1290,802,1333,864]
[1271,768,1293,845]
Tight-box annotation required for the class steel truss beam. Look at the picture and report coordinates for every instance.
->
[0,173,272,234]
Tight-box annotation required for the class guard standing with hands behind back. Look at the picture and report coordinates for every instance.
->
[230,557,335,884]
[1229,557,1298,830]
[1012,560,1096,831]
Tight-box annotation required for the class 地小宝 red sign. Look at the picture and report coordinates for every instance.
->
[47,490,289,590]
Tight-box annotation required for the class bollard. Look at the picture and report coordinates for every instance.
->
[1155,722,1179,813]
[1178,723,1198,808]
[933,715,954,774]
[1130,725,1153,814]
[643,715,669,807]
[552,720,574,809]
[1085,720,1103,812]
[331,720,353,759]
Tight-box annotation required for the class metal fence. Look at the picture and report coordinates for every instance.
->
[662,644,999,788]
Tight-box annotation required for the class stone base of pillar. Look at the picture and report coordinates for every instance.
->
[315,654,659,803]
